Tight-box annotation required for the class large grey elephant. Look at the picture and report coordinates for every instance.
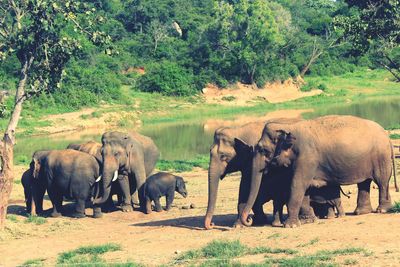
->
[204,119,316,230]
[66,141,137,211]
[241,115,398,228]
[93,131,160,212]
[29,149,103,218]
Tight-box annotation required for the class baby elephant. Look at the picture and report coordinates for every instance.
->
[144,172,187,214]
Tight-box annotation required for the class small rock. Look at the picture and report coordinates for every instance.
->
[181,205,190,209]
[190,203,196,209]
[175,250,181,254]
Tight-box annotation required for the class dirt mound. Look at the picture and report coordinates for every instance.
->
[202,78,322,106]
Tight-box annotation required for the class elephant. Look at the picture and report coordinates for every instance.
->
[308,186,345,219]
[144,172,187,214]
[21,150,52,215]
[32,149,103,218]
[241,115,398,228]
[204,119,316,230]
[93,131,160,212]
[66,141,139,211]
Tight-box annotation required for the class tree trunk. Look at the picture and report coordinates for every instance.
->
[0,56,32,229]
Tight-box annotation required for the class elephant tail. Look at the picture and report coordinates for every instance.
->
[339,186,350,199]
[390,140,399,192]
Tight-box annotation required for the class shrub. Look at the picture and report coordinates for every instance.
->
[137,61,197,96]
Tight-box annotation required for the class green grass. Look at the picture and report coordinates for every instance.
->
[156,155,209,172]
[6,214,18,222]
[390,134,400,139]
[57,243,122,265]
[17,258,46,267]
[388,201,400,213]
[343,259,358,265]
[24,215,47,225]
[297,238,319,248]
[175,240,297,264]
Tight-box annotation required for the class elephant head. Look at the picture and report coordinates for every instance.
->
[176,176,188,198]
[204,127,253,230]
[93,131,142,205]
[240,126,297,226]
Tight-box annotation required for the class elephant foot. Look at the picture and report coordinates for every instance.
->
[121,204,133,212]
[102,204,118,213]
[338,213,345,218]
[51,211,62,218]
[353,206,373,215]
[299,214,318,224]
[284,218,301,228]
[232,219,245,229]
[271,219,283,227]
[93,209,103,218]
[71,212,86,218]
[376,203,392,213]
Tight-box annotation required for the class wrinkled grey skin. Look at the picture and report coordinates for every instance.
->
[21,150,52,215]
[31,149,103,218]
[94,131,160,212]
[241,115,396,228]
[67,141,139,212]
[204,119,316,230]
[144,172,188,213]
[308,186,345,219]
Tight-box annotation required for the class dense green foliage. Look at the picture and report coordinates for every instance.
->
[0,0,398,114]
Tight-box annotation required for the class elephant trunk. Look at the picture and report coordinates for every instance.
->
[93,153,119,205]
[204,151,227,230]
[240,153,265,226]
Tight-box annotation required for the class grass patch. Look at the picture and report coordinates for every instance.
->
[297,238,319,247]
[390,134,400,139]
[156,155,209,172]
[24,215,47,225]
[388,201,400,213]
[57,243,122,265]
[175,240,296,264]
[221,95,236,102]
[17,258,46,267]
[343,259,358,265]
[6,214,18,222]
[267,233,282,239]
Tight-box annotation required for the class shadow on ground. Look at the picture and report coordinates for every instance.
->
[131,214,238,231]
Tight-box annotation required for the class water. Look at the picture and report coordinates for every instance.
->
[14,96,400,164]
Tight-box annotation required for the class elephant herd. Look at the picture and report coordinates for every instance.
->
[20,115,398,231]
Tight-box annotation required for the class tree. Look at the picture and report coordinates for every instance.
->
[336,0,400,81]
[0,0,111,228]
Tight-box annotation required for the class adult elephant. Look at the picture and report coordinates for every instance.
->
[241,115,398,228]
[67,141,131,211]
[93,131,160,212]
[30,149,103,218]
[204,119,316,230]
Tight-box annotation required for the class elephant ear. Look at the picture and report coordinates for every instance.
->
[234,138,253,155]
[276,130,296,149]
[176,176,184,187]
[32,158,41,179]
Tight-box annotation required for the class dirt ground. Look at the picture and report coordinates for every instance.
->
[1,163,400,266]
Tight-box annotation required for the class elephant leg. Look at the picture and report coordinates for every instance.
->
[252,200,267,226]
[72,198,86,218]
[118,176,133,212]
[165,189,175,211]
[93,204,103,218]
[33,183,46,215]
[374,169,392,213]
[233,172,251,228]
[299,195,317,224]
[145,197,152,214]
[131,191,140,208]
[335,199,345,217]
[354,179,373,215]
[102,194,116,213]
[154,197,163,212]
[284,170,311,228]
[272,199,284,227]
[47,187,62,217]
[326,205,335,219]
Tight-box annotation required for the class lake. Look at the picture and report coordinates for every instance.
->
[14,96,400,164]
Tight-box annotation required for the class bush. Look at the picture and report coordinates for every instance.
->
[137,61,197,96]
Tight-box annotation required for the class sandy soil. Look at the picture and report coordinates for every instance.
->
[1,163,400,266]
[202,79,322,106]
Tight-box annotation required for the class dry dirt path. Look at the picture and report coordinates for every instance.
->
[1,165,400,266]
